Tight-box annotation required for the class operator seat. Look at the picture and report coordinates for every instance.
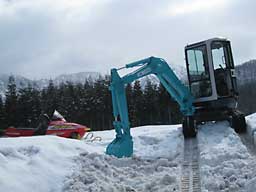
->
[214,68,229,97]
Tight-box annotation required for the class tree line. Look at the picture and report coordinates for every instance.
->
[238,81,256,115]
[0,75,255,133]
[0,75,182,132]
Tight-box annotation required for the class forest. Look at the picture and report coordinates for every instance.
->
[0,75,182,132]
[0,74,255,132]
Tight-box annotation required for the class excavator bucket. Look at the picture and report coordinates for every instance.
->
[106,134,133,158]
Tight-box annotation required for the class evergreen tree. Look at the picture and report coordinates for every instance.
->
[17,84,42,127]
[30,86,42,127]
[101,76,112,130]
[143,80,159,124]
[5,76,18,127]
[0,96,6,131]
[74,82,87,125]
[17,85,32,127]
[64,82,76,121]
[92,77,108,130]
[41,80,58,116]
[158,84,182,124]
[132,80,144,126]
[126,83,135,127]
[238,82,256,115]
[56,82,68,117]
[81,80,94,128]
[0,75,190,132]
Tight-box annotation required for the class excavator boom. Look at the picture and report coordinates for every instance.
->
[106,56,194,158]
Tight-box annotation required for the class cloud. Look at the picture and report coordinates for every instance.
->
[166,0,230,16]
[0,0,255,79]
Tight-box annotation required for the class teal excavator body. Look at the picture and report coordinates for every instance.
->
[106,56,195,158]
[106,38,247,158]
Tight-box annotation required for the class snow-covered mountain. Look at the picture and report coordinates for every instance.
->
[0,65,187,98]
[0,59,255,99]
[0,74,32,100]
[52,72,101,85]
[0,72,101,99]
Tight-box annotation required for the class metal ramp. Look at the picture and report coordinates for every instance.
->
[181,138,201,192]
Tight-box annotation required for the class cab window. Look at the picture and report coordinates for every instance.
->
[186,45,212,98]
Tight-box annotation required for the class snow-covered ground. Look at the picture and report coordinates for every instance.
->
[246,113,256,145]
[198,121,256,192]
[0,126,183,192]
[64,125,183,192]
[1,115,256,192]
[0,136,86,192]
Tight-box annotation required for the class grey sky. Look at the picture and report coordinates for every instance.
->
[0,0,255,79]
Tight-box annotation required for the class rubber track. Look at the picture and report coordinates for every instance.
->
[181,138,201,192]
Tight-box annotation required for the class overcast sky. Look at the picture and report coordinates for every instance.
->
[0,0,255,79]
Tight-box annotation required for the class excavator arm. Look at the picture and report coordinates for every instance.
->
[106,56,195,157]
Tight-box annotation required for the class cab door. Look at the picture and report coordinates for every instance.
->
[210,41,238,98]
[185,44,214,102]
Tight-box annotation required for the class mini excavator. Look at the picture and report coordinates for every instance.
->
[107,38,246,158]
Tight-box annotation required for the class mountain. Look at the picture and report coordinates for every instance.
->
[0,72,101,99]
[0,59,255,99]
[0,74,32,100]
[34,72,101,89]
[134,63,188,88]
[0,64,187,98]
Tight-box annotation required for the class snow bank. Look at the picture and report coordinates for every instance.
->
[198,121,256,192]
[0,125,183,192]
[80,125,183,159]
[0,136,86,192]
[246,112,256,144]
[3,118,256,192]
[64,125,183,192]
[63,153,179,192]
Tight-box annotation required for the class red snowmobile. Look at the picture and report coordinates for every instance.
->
[4,111,90,139]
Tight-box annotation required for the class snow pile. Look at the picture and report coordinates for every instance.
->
[246,113,256,128]
[132,125,182,160]
[198,121,256,192]
[0,136,86,192]
[0,125,183,192]
[2,116,256,192]
[64,125,183,192]
[246,113,256,144]
[64,153,179,192]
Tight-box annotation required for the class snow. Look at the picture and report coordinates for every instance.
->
[198,121,256,192]
[0,136,86,192]
[246,113,256,144]
[1,114,256,192]
[64,126,182,192]
[63,152,179,192]
[0,125,183,192]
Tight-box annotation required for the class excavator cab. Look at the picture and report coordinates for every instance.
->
[184,38,246,133]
